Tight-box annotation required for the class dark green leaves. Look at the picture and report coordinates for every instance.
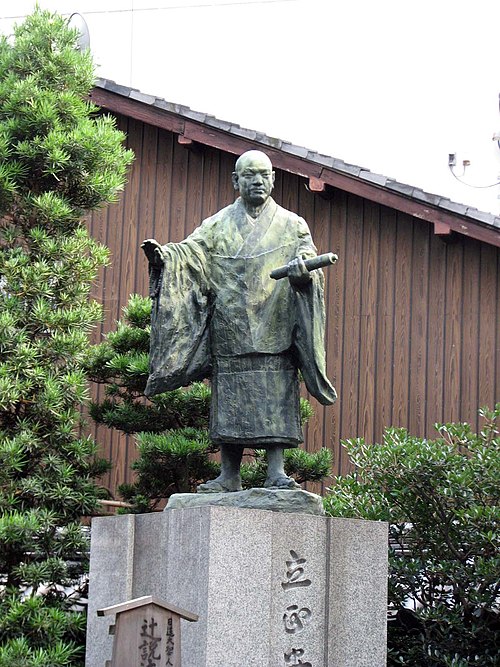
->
[325,406,500,665]
[0,7,132,665]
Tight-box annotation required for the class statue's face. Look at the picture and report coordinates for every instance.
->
[232,153,275,206]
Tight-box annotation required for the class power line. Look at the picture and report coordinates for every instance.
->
[0,0,299,20]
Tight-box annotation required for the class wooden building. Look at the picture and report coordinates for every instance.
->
[88,79,499,496]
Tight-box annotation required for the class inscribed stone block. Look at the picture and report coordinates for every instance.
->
[86,507,388,667]
[270,513,328,666]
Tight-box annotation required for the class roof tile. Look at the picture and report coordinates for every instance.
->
[437,199,469,215]
[311,153,336,168]
[411,189,442,206]
[153,98,173,111]
[204,115,231,131]
[282,143,309,158]
[464,208,497,225]
[174,103,193,115]
[332,160,362,176]
[359,171,387,186]
[256,134,283,149]
[385,180,415,197]
[183,109,208,122]
[129,90,156,105]
[229,125,258,140]
[101,79,137,97]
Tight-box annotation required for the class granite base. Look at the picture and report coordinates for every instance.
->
[86,506,388,667]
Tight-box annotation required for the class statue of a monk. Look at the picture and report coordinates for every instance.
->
[142,150,336,493]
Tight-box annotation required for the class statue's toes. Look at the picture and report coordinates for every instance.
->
[264,476,301,490]
[197,479,242,493]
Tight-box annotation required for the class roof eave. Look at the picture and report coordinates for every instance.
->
[90,83,500,249]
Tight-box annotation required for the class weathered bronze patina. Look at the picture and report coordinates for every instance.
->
[142,150,336,493]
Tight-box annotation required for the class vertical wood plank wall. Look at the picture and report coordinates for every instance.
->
[88,115,499,496]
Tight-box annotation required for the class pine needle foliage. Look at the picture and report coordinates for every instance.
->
[324,406,500,666]
[0,9,133,666]
[86,294,332,512]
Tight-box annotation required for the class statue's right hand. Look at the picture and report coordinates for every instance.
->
[141,239,163,267]
[287,256,311,288]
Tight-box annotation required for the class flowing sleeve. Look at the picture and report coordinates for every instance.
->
[296,216,317,260]
[292,217,337,406]
[144,223,213,396]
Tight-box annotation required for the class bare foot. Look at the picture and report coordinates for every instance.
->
[264,475,301,490]
[197,476,242,493]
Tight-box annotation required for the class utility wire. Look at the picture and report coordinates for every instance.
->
[1,0,299,19]
[448,165,500,189]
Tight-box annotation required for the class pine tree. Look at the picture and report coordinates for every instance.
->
[86,294,332,513]
[0,9,133,666]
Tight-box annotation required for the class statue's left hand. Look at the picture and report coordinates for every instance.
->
[141,239,164,298]
[141,239,163,267]
[287,256,311,288]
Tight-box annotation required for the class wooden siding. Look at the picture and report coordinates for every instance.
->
[88,115,499,497]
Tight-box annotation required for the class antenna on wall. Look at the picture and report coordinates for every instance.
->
[68,13,90,52]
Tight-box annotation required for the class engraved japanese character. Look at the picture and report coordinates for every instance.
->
[283,605,312,634]
[282,550,311,590]
[284,647,312,666]
[138,617,162,667]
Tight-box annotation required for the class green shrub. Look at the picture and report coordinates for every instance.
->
[324,406,500,666]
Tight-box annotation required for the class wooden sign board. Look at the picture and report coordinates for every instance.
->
[98,595,198,667]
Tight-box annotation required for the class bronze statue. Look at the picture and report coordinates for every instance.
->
[142,150,336,493]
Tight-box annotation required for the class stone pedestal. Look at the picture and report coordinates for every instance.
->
[167,487,325,515]
[86,506,388,667]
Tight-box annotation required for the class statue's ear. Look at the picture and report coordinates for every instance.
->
[231,171,239,191]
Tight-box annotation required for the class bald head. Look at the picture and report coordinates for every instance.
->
[234,150,273,174]
[232,150,275,210]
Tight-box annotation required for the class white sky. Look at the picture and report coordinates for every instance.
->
[2,0,500,214]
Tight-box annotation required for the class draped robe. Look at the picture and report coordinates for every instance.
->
[145,197,336,447]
